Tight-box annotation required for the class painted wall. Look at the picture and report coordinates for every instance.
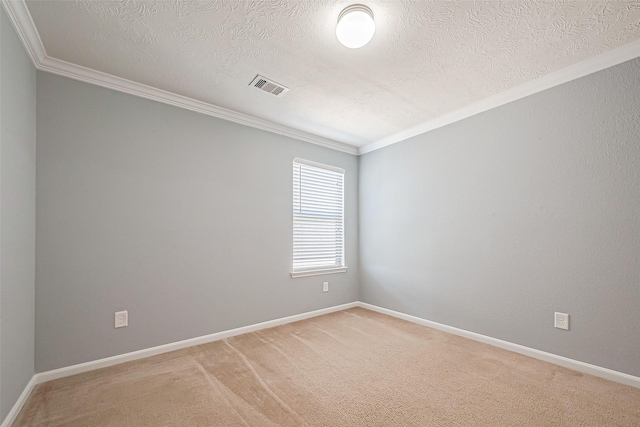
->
[35,72,359,372]
[0,8,36,421]
[359,58,640,377]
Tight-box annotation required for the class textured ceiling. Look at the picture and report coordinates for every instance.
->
[25,0,640,147]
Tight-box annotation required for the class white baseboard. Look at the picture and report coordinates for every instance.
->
[0,376,37,427]
[36,302,358,385]
[357,302,640,389]
[1,302,357,427]
[4,300,639,426]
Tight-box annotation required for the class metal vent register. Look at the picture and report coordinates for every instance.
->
[249,74,289,97]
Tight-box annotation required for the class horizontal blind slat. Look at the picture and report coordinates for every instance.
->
[293,159,345,272]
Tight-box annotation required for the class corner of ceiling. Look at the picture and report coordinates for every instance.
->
[6,0,640,158]
[2,0,46,66]
[359,37,640,156]
[1,0,360,156]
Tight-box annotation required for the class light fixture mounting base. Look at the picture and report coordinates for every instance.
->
[338,4,374,23]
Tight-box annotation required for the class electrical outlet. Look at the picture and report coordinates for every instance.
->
[323,282,329,292]
[554,312,569,330]
[115,310,128,328]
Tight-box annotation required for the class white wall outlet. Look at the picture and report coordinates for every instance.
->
[115,310,128,328]
[323,282,329,292]
[554,312,569,330]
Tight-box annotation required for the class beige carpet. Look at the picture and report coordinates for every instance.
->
[15,308,640,426]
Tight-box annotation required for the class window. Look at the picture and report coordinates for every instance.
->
[291,158,347,278]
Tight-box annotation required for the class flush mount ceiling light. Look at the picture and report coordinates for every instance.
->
[336,4,375,49]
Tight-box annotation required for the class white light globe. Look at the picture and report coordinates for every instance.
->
[336,5,375,49]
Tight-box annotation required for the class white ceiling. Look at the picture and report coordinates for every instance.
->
[21,0,640,151]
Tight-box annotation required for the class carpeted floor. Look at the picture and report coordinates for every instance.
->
[15,308,640,426]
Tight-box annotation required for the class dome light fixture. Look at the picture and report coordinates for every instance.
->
[336,4,375,49]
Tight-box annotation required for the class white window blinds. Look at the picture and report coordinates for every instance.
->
[292,158,345,275]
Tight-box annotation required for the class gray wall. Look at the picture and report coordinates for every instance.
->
[19,17,640,383]
[36,72,359,372]
[359,58,640,377]
[0,8,36,421]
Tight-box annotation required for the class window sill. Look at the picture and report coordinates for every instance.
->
[290,267,348,279]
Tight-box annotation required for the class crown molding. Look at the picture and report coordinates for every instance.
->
[360,38,640,155]
[5,0,640,157]
[1,0,359,156]
[37,56,359,155]
[1,0,45,65]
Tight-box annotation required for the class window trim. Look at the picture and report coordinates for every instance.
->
[292,157,345,174]
[291,158,346,278]
[290,267,348,279]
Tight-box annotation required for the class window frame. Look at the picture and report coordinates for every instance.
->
[291,158,348,278]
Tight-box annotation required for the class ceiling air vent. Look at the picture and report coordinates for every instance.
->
[249,75,289,97]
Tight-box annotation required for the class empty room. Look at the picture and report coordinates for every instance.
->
[1,0,639,426]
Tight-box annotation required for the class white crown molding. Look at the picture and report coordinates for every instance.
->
[1,0,45,65]
[37,55,359,155]
[359,302,640,390]
[1,0,359,156]
[4,0,640,157]
[360,38,640,155]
